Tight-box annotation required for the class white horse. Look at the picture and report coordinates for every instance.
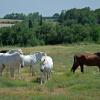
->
[40,55,53,84]
[0,52,24,77]
[0,49,23,75]
[21,52,47,76]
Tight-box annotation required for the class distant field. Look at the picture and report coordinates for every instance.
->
[0,24,14,28]
[0,44,100,100]
[0,19,22,27]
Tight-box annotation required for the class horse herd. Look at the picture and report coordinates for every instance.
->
[0,49,53,84]
[0,48,100,84]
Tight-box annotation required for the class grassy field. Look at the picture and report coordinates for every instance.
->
[0,44,100,100]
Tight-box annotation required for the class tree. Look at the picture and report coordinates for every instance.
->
[58,10,66,24]
[39,15,43,26]
[4,13,26,20]
[95,8,100,24]
[28,19,33,29]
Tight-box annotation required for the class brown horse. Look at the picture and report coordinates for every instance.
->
[71,52,100,73]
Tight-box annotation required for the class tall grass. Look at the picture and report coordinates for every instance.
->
[0,44,100,100]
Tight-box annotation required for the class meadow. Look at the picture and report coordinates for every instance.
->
[0,44,100,100]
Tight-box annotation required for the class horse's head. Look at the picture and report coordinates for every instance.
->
[17,49,23,55]
[40,56,46,72]
[41,52,47,56]
[71,55,80,73]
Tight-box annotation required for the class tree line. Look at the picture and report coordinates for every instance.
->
[0,7,100,46]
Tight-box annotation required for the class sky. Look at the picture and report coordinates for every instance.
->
[0,0,100,17]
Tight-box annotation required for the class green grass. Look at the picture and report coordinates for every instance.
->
[0,44,100,100]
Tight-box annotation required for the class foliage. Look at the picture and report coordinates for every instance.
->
[4,13,26,20]
[0,7,100,46]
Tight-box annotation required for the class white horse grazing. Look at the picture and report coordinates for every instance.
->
[0,52,24,77]
[40,55,53,84]
[21,52,47,76]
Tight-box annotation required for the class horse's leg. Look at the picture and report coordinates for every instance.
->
[40,72,44,85]
[18,65,23,80]
[30,65,32,74]
[98,66,100,72]
[6,66,9,75]
[49,73,51,79]
[30,64,33,76]
[29,65,32,73]
[0,64,5,76]
[10,66,14,78]
[31,65,35,76]
[1,64,5,76]
[44,71,47,83]
[47,70,51,80]
[31,65,34,76]
[47,72,49,80]
[18,65,20,74]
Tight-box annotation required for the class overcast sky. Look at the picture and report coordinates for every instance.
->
[0,0,100,17]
